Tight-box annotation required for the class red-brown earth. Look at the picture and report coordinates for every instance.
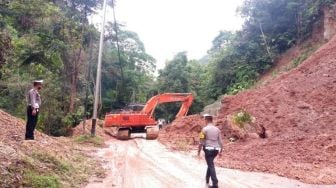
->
[159,34,336,184]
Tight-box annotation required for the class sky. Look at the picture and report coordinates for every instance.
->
[99,0,244,70]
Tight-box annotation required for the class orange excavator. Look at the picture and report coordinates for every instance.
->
[104,93,194,139]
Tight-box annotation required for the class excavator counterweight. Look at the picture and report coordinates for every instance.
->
[104,93,194,139]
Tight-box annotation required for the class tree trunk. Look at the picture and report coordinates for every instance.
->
[69,9,87,113]
[69,47,83,113]
[259,22,273,61]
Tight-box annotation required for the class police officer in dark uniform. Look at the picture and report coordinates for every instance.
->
[198,114,223,188]
[25,80,43,140]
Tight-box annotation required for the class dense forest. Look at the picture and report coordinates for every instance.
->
[0,0,334,136]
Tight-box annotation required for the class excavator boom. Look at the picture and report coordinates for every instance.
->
[141,93,194,118]
[104,93,194,140]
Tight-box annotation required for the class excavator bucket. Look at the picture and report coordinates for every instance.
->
[146,126,159,140]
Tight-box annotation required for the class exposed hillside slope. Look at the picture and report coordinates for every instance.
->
[160,35,336,184]
[0,110,104,187]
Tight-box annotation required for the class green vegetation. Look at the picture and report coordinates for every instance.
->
[16,150,104,187]
[154,52,207,121]
[31,152,71,172]
[0,0,155,135]
[205,0,334,99]
[232,110,252,129]
[74,135,105,147]
[154,0,334,119]
[0,0,334,133]
[292,47,318,68]
[272,70,279,78]
[269,44,320,80]
[23,170,61,188]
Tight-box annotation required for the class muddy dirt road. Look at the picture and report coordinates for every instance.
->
[85,135,335,188]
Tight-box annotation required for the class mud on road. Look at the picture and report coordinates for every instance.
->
[84,136,335,188]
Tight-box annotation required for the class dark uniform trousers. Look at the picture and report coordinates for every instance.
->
[25,106,39,140]
[204,148,219,187]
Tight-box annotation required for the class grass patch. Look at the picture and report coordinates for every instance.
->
[1,140,106,188]
[271,70,279,78]
[26,151,74,187]
[291,46,318,69]
[22,149,104,187]
[74,135,104,147]
[23,170,61,188]
[31,152,72,173]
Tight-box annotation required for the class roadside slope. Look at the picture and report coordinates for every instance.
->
[160,35,336,184]
[0,110,105,187]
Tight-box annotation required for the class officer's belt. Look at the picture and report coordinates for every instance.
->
[204,146,220,151]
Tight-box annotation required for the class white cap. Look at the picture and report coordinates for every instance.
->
[202,113,213,117]
[33,80,44,84]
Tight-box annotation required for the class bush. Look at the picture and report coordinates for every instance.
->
[62,109,84,128]
[232,110,252,129]
[227,81,254,95]
[43,114,72,136]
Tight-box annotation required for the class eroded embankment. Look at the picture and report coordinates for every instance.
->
[0,110,105,187]
[159,35,336,184]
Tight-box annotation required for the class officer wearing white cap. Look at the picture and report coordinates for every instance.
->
[198,114,223,188]
[25,80,43,140]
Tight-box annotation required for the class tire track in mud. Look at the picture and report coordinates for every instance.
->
[132,139,199,187]
[85,138,336,188]
[123,139,181,188]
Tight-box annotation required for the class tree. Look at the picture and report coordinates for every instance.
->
[206,0,335,99]
[100,23,156,114]
[0,0,102,135]
[155,52,205,121]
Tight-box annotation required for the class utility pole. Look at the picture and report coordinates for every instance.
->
[91,0,108,137]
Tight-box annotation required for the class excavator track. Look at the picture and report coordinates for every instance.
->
[146,126,159,140]
[117,128,130,140]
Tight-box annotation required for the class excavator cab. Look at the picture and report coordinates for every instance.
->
[104,93,194,140]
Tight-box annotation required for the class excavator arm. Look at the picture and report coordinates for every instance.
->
[104,93,194,140]
[141,93,194,118]
[175,94,194,118]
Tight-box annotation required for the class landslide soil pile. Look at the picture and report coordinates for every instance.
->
[160,35,336,184]
[159,115,204,150]
[0,110,104,187]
